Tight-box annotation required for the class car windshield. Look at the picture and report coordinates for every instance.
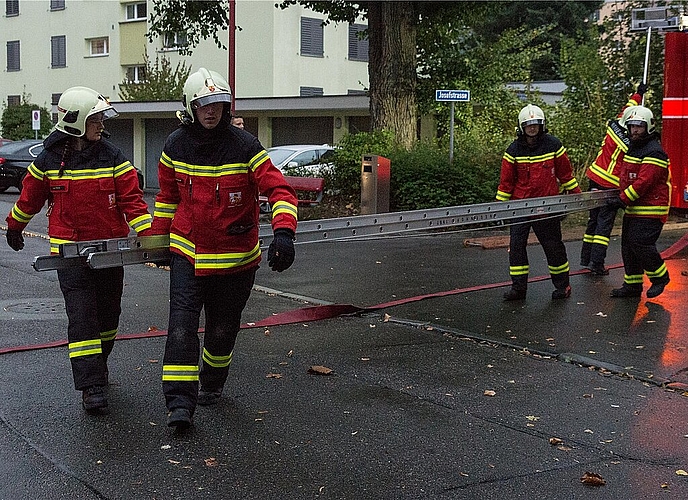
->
[267,147,298,166]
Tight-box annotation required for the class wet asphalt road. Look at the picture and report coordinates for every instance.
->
[1,189,688,499]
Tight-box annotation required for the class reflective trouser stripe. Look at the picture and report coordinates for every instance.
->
[162,365,199,382]
[509,265,529,277]
[100,327,117,343]
[582,233,594,244]
[646,262,668,279]
[592,235,610,246]
[624,273,644,285]
[203,348,233,368]
[68,339,102,358]
[549,262,570,275]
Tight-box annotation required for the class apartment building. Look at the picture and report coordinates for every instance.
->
[1,0,370,186]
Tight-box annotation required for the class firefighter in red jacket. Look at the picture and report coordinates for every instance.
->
[497,104,581,301]
[580,84,646,275]
[150,68,298,430]
[607,105,671,299]
[5,86,152,413]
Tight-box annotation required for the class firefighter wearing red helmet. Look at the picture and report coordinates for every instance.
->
[580,84,647,276]
[5,86,152,413]
[497,104,581,301]
[607,105,671,299]
[150,68,298,429]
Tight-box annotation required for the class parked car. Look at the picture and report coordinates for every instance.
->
[267,144,335,177]
[0,139,144,192]
[0,139,43,192]
[0,137,13,147]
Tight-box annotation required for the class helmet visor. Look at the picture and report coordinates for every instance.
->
[191,93,232,110]
[625,119,646,127]
[522,118,544,127]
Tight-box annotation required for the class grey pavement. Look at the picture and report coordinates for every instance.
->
[1,189,688,500]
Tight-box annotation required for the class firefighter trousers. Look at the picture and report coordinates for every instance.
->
[162,254,256,413]
[508,217,570,291]
[621,217,668,288]
[57,266,124,390]
[581,187,619,266]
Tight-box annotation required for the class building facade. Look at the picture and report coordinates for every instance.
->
[1,0,371,186]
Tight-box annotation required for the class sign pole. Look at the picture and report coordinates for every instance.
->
[449,102,455,165]
[435,89,470,166]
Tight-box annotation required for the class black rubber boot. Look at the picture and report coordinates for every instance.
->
[551,285,571,299]
[197,387,223,406]
[647,274,670,298]
[82,386,108,413]
[167,408,192,429]
[588,263,609,276]
[503,288,527,301]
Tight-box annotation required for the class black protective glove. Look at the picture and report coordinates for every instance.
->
[6,229,24,251]
[607,195,627,211]
[637,82,648,96]
[267,228,295,272]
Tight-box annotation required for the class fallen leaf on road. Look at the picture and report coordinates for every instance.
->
[264,328,271,336]
[581,471,606,486]
[204,457,218,467]
[148,325,159,331]
[308,365,333,375]
[383,314,391,322]
[584,429,594,434]
[266,373,282,379]
[526,415,540,421]
[549,437,563,446]
[595,312,608,318]
[676,470,688,476]
[661,483,669,489]
[483,390,496,397]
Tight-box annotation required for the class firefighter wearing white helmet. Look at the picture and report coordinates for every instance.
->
[517,104,546,134]
[497,104,581,302]
[55,86,118,137]
[5,85,151,414]
[179,68,233,125]
[581,85,646,277]
[609,104,671,299]
[151,67,298,430]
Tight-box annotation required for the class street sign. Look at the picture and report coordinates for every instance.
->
[435,89,470,102]
[31,110,40,131]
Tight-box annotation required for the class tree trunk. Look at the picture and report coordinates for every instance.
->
[368,2,417,149]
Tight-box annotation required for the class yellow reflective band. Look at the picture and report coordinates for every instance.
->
[11,205,33,224]
[588,164,620,186]
[582,233,595,244]
[130,214,153,232]
[113,161,135,178]
[162,364,199,382]
[28,163,44,180]
[646,262,668,278]
[159,152,174,169]
[100,328,117,343]
[496,191,511,201]
[169,233,196,258]
[509,265,529,276]
[195,242,261,270]
[68,339,102,358]
[44,167,117,181]
[165,158,249,177]
[624,273,644,285]
[202,348,233,368]
[549,262,570,275]
[624,205,670,216]
[512,151,557,163]
[271,200,298,219]
[591,235,610,246]
[249,150,270,171]
[50,237,75,254]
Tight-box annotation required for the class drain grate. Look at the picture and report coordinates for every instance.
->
[0,299,66,320]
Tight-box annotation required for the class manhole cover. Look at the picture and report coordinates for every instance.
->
[0,299,66,320]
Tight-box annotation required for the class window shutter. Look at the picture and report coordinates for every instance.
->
[6,40,20,71]
[300,17,323,57]
[51,35,66,68]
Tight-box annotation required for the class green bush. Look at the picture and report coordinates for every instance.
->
[330,132,501,211]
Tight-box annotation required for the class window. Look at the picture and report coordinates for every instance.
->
[162,31,187,50]
[300,17,324,57]
[6,40,20,72]
[300,86,323,97]
[51,93,61,105]
[7,95,21,107]
[51,35,66,68]
[50,0,65,11]
[348,23,368,62]
[88,37,109,56]
[125,2,146,21]
[6,0,19,16]
[125,65,147,83]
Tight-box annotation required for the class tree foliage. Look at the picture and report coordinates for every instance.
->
[118,54,191,101]
[0,93,52,140]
